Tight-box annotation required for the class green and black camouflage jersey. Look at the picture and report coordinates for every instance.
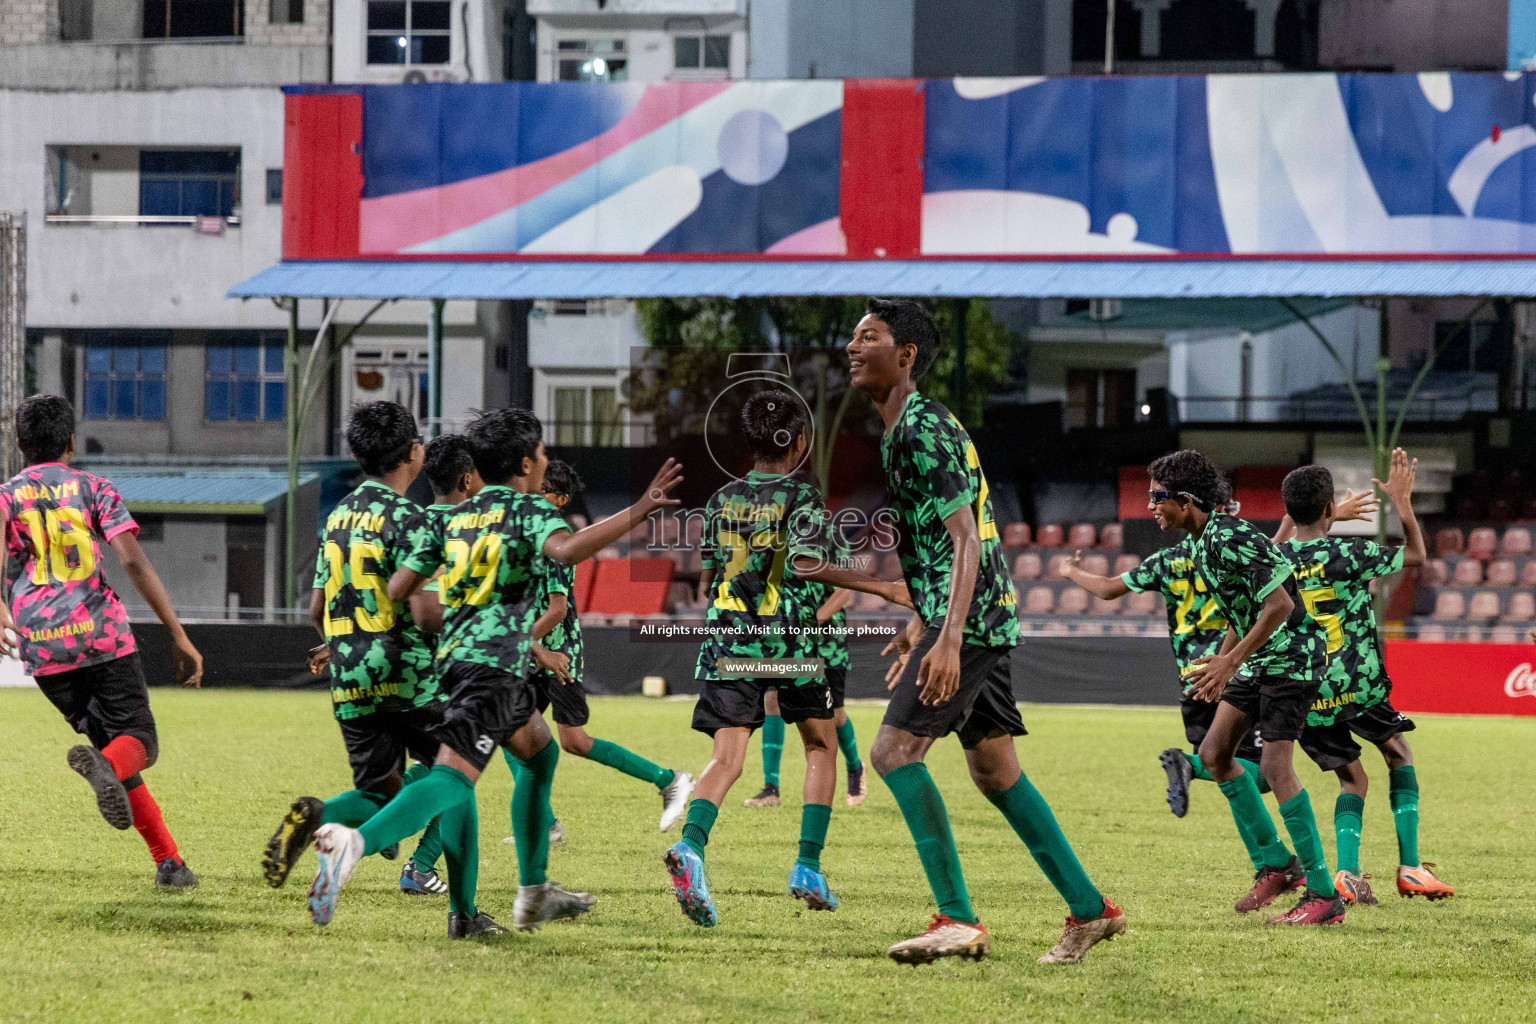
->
[402,484,570,674]
[312,481,439,720]
[1121,536,1229,687]
[696,470,831,682]
[1283,536,1404,726]
[535,524,584,679]
[419,503,456,600]
[785,527,852,671]
[880,391,1019,649]
[1190,512,1325,680]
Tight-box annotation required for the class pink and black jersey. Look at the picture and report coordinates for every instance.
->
[0,463,138,676]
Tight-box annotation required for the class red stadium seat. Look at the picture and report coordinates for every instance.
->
[1488,625,1522,644]
[1035,524,1065,548]
[1080,554,1110,577]
[1504,593,1536,622]
[1415,623,1448,642]
[1430,591,1465,620]
[586,558,674,616]
[1099,522,1124,549]
[1434,528,1464,556]
[1090,595,1121,616]
[1499,527,1532,556]
[1067,523,1097,549]
[1022,586,1055,614]
[1123,591,1159,616]
[1057,588,1089,615]
[1467,527,1499,559]
[1452,559,1483,586]
[1074,621,1107,636]
[1467,591,1501,622]
[1002,522,1032,548]
[1522,561,1536,588]
[1113,553,1141,575]
[573,558,598,613]
[1012,552,1043,580]
[1419,559,1448,586]
[1046,553,1072,578]
[1487,559,1518,587]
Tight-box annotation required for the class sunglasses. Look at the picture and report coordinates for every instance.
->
[1148,489,1199,504]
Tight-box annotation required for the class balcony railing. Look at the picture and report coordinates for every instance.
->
[45,214,241,227]
[1170,389,1530,424]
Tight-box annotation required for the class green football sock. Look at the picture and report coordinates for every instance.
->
[796,803,832,870]
[1278,789,1332,895]
[1389,766,1420,868]
[1334,793,1365,875]
[883,763,976,925]
[1217,771,1293,870]
[761,714,784,788]
[681,799,718,859]
[438,793,479,916]
[321,789,388,827]
[510,740,559,887]
[1185,752,1214,782]
[358,765,473,857]
[835,719,862,772]
[409,817,443,872]
[1185,753,1270,794]
[985,773,1105,921]
[586,738,674,789]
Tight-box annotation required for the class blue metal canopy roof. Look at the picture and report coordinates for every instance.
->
[103,469,319,515]
[229,259,1536,300]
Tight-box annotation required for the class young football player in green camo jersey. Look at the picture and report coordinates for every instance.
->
[505,458,695,842]
[307,409,684,937]
[665,390,911,927]
[848,298,1124,966]
[1275,449,1454,904]
[1152,449,1345,925]
[263,403,454,909]
[397,433,483,898]
[746,522,867,809]
[1058,479,1276,875]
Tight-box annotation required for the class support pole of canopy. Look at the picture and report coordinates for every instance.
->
[428,298,445,435]
[952,297,969,423]
[284,297,300,609]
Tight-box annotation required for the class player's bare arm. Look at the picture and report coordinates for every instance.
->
[1187,586,1294,701]
[407,590,444,635]
[914,505,980,707]
[529,593,573,684]
[790,558,912,610]
[1374,447,1425,569]
[817,587,855,623]
[543,458,683,566]
[110,531,203,688]
[1059,549,1131,600]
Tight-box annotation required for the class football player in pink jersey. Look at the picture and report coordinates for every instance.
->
[0,395,204,887]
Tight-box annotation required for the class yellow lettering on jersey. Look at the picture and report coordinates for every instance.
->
[447,508,507,532]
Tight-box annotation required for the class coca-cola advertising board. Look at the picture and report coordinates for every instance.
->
[1385,641,1536,716]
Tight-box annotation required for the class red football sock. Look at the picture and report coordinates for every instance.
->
[100,736,147,782]
[127,784,180,864]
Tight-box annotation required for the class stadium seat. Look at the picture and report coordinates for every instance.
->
[1113,553,1140,575]
[1046,553,1072,578]
[1487,559,1518,587]
[1499,527,1532,556]
[1433,528,1464,556]
[1091,595,1121,616]
[1123,591,1159,616]
[1002,522,1032,547]
[1420,559,1449,587]
[1067,523,1097,548]
[1523,561,1536,588]
[1035,524,1065,548]
[573,558,598,613]
[1012,552,1043,580]
[1415,623,1448,642]
[598,544,623,560]
[1074,621,1107,636]
[1099,522,1123,549]
[1430,591,1465,620]
[1057,588,1089,615]
[568,513,589,530]
[1023,586,1055,614]
[1504,593,1536,622]
[1467,591,1501,622]
[1488,625,1522,644]
[665,582,694,613]
[1080,554,1110,577]
[1467,527,1499,559]
[1041,621,1070,634]
[1452,559,1484,586]
[586,558,674,616]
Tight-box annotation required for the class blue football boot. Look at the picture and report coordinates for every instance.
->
[788,862,840,912]
[663,841,717,927]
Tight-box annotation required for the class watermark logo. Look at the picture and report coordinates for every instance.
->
[1505,663,1536,699]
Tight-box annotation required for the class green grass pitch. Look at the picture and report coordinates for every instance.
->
[2,690,1533,1023]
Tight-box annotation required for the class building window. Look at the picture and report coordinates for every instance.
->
[139,150,240,219]
[266,168,283,205]
[367,0,451,65]
[270,0,303,25]
[206,332,286,423]
[552,385,622,446]
[1065,368,1136,430]
[84,332,168,422]
[673,34,729,72]
[142,0,244,39]
[556,37,627,81]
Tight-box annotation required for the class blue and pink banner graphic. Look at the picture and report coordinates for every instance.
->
[286,73,1536,260]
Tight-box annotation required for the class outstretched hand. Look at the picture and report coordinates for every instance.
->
[1372,447,1417,511]
[1332,488,1379,524]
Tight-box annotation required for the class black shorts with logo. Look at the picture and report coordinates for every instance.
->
[692,677,834,736]
[881,625,1026,750]
[337,705,444,795]
[528,670,590,728]
[1181,693,1263,762]
[437,660,539,772]
[826,665,847,710]
[37,653,160,776]
[1219,668,1319,743]
[1299,699,1416,772]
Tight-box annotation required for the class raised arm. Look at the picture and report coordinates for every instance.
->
[789,558,911,609]
[1374,448,1425,569]
[543,459,682,566]
[109,531,204,688]
[1058,549,1131,600]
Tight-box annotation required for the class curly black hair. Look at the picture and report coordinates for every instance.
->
[346,401,419,477]
[466,408,542,484]
[866,297,940,380]
[542,458,584,498]
[16,395,74,465]
[423,433,475,497]
[740,388,806,460]
[1281,465,1334,526]
[1147,449,1224,510]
